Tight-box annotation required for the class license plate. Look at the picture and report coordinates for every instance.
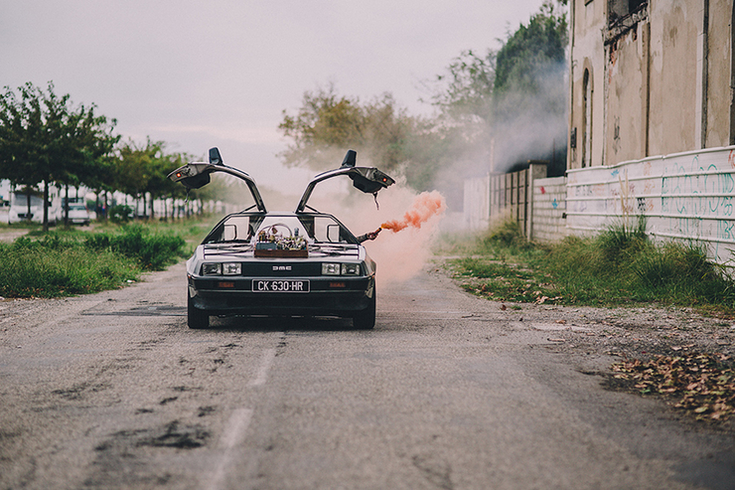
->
[252,279,310,293]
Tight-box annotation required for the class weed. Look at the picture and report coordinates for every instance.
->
[0,219,202,298]
[446,218,735,314]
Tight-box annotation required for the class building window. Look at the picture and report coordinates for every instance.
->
[582,69,593,167]
[608,0,647,27]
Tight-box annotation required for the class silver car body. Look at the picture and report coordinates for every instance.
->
[168,148,395,329]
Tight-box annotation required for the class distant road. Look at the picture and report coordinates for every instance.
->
[1,262,733,489]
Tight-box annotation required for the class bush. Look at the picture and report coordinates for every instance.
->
[84,223,187,270]
[483,219,529,249]
[0,238,139,298]
[451,218,735,312]
[109,204,133,223]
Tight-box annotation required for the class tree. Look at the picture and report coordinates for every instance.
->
[0,82,118,230]
[492,0,568,175]
[278,85,418,175]
[114,138,167,218]
[427,49,496,126]
[494,0,568,99]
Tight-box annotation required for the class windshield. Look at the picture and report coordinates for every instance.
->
[203,214,357,245]
[12,194,44,207]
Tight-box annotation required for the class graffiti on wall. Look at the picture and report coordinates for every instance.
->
[568,148,735,263]
[661,154,735,218]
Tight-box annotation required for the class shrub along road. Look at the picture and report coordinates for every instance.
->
[0,262,733,489]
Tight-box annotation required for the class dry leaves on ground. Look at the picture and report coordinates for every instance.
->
[612,353,735,421]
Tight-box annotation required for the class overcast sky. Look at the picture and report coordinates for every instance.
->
[2,0,545,194]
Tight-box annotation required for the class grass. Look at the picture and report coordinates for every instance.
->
[441,218,735,315]
[0,218,209,298]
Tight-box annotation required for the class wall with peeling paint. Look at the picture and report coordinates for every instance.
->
[568,0,733,170]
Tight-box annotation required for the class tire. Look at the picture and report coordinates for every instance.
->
[187,296,209,329]
[352,291,376,329]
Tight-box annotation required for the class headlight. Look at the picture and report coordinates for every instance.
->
[222,263,242,275]
[322,263,361,275]
[202,263,222,275]
[322,263,341,275]
[341,263,360,275]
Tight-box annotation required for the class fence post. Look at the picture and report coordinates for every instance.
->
[527,161,548,240]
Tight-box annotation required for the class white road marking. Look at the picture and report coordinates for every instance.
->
[248,348,276,387]
[205,346,278,489]
[206,408,254,490]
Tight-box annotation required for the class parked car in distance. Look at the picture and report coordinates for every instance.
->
[168,147,395,329]
[8,192,60,225]
[66,202,91,225]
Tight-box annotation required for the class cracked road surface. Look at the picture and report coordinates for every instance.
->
[1,262,734,489]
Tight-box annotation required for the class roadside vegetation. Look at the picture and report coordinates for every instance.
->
[443,218,735,315]
[441,218,735,423]
[0,219,209,298]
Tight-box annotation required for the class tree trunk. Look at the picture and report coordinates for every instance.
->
[25,189,31,223]
[64,184,70,226]
[42,181,50,233]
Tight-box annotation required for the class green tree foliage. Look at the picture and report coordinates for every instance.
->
[492,0,568,175]
[278,85,418,175]
[429,49,496,126]
[425,1,569,178]
[0,82,118,230]
[494,1,568,99]
[113,138,188,219]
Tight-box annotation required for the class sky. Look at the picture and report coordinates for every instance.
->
[1,0,546,195]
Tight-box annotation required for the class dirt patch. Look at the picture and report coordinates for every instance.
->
[0,227,30,243]
[502,302,735,430]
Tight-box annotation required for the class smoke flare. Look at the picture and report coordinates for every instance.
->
[381,191,446,232]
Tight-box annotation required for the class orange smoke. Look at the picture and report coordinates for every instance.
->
[381,191,446,232]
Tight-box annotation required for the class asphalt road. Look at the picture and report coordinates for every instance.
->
[1,262,734,490]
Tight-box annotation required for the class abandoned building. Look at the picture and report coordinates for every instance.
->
[567,0,734,169]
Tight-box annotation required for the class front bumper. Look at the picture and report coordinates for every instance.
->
[188,275,374,317]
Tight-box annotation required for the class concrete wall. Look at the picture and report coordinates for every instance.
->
[567,145,735,264]
[568,0,607,169]
[532,176,568,243]
[706,0,734,147]
[568,0,734,170]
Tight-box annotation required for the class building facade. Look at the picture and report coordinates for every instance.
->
[567,0,735,170]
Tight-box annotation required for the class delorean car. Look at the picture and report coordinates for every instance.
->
[168,148,394,329]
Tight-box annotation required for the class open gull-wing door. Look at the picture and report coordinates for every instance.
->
[296,150,395,213]
[167,147,267,213]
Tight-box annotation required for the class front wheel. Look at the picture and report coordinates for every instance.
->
[188,296,210,329]
[352,292,376,329]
